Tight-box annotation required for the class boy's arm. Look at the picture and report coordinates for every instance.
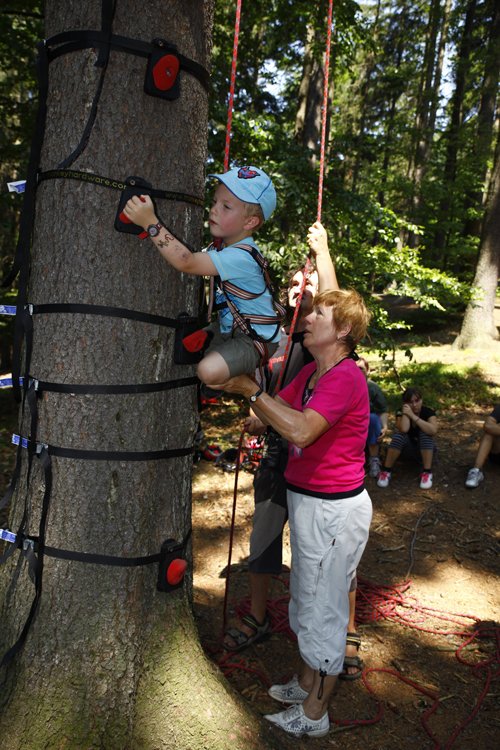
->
[123,195,218,277]
[307,221,339,292]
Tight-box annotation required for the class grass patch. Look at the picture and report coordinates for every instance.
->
[373,362,500,412]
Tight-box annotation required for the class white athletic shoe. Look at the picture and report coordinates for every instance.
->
[465,467,484,489]
[419,471,433,489]
[268,674,309,704]
[264,703,330,738]
[377,470,391,488]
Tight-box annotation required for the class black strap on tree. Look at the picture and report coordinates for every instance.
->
[0,0,204,668]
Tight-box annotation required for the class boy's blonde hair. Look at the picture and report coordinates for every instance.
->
[314,289,371,347]
[243,201,264,229]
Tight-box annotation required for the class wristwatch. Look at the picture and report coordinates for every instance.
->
[147,222,162,237]
[249,387,263,403]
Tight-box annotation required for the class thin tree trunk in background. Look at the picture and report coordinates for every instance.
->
[294,24,325,164]
[434,0,477,258]
[454,131,500,348]
[462,0,500,239]
[407,0,450,247]
[0,2,270,748]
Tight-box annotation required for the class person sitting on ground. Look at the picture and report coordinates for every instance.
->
[377,387,438,490]
[219,288,372,738]
[223,222,365,680]
[357,357,388,478]
[124,165,282,392]
[465,404,500,488]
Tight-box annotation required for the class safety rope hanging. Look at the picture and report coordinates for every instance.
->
[223,0,243,171]
[273,0,335,395]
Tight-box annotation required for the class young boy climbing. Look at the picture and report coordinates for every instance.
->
[123,165,282,391]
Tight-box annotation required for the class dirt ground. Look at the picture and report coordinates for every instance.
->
[192,344,500,750]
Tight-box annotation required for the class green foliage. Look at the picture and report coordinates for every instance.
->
[0,2,42,275]
[375,361,500,412]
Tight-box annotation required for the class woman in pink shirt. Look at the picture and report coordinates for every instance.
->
[219,288,372,738]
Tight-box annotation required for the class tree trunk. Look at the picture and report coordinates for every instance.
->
[434,0,477,256]
[462,0,500,238]
[0,2,274,748]
[407,0,451,246]
[454,131,500,348]
[294,24,325,164]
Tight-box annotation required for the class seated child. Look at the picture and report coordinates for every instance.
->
[124,165,282,390]
[465,404,500,488]
[356,358,388,477]
[377,387,438,490]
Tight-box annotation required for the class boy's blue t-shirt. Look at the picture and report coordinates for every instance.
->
[207,237,281,344]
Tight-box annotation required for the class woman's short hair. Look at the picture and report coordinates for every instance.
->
[402,387,422,403]
[314,289,371,347]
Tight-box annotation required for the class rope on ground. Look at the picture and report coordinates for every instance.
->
[209,573,499,749]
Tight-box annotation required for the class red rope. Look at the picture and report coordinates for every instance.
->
[211,575,500,748]
[223,0,243,172]
[317,0,334,222]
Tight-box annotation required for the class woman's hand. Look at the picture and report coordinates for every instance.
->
[307,221,329,258]
[212,374,257,398]
[402,403,417,421]
[244,415,266,435]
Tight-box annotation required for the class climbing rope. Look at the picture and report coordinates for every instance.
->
[211,574,499,749]
[223,0,243,172]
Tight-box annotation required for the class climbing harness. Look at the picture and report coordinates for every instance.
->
[211,242,285,364]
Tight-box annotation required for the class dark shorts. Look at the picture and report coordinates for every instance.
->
[205,325,279,377]
[248,435,288,574]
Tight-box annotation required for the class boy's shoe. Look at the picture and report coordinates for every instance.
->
[465,467,484,489]
[377,470,391,488]
[264,704,329,738]
[419,471,433,489]
[369,456,381,478]
[268,674,309,704]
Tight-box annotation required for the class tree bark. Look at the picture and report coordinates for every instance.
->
[462,0,500,238]
[0,2,275,748]
[454,130,500,348]
[294,24,325,164]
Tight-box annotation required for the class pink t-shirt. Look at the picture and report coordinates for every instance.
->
[279,358,369,495]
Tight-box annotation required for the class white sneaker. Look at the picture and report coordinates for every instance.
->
[465,467,484,489]
[419,471,433,489]
[268,674,309,704]
[369,456,381,477]
[377,470,391,488]
[264,703,330,738]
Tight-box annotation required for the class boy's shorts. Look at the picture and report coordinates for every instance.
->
[205,324,279,377]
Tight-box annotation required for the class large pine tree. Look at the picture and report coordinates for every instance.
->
[0,3,272,748]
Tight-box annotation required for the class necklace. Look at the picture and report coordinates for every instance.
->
[311,355,348,387]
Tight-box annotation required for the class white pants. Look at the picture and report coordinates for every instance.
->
[287,488,372,675]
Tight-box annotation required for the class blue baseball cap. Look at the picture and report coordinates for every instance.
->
[208,165,276,220]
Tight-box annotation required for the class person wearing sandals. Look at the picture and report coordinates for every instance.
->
[218,288,372,738]
[223,223,364,681]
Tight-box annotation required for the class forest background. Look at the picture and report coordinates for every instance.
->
[1,0,499,369]
[0,3,498,748]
